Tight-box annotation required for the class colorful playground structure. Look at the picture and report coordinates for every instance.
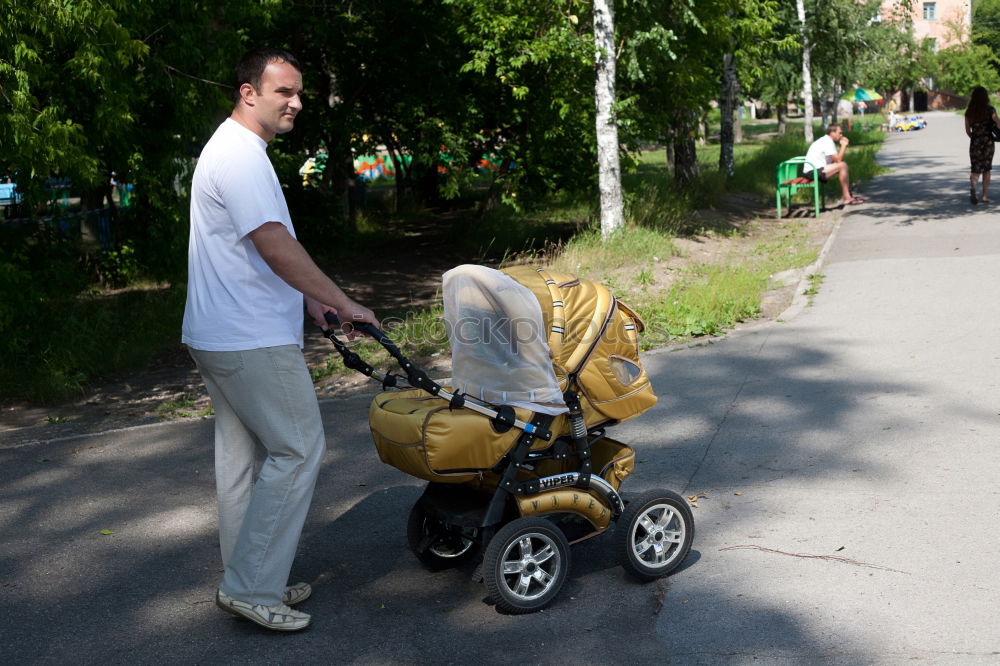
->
[300,151,509,187]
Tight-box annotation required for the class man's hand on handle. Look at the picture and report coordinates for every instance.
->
[307,296,377,339]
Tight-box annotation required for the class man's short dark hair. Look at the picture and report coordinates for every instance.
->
[233,48,301,103]
[827,123,841,135]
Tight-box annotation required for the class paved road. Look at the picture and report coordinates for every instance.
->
[3,111,998,664]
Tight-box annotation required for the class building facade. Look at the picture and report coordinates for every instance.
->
[885,0,972,51]
[881,0,972,108]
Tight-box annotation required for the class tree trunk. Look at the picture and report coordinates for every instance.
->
[673,110,699,187]
[477,156,514,221]
[340,154,355,225]
[796,0,814,143]
[719,52,736,178]
[777,101,787,136]
[593,0,624,240]
[830,82,838,129]
[385,142,406,213]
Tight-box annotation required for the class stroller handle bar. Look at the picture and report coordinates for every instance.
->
[321,313,553,441]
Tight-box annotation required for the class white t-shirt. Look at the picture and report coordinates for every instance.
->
[804,135,837,174]
[182,118,304,351]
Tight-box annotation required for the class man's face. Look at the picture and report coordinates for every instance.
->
[246,60,303,140]
[829,126,843,141]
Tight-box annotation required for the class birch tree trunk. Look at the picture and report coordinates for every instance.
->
[719,52,736,178]
[593,0,624,240]
[796,0,814,144]
[831,79,840,128]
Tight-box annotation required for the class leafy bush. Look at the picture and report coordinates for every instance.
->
[0,283,186,402]
[0,218,185,402]
[93,242,140,288]
[0,223,90,357]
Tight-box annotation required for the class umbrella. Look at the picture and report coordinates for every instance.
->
[841,87,883,102]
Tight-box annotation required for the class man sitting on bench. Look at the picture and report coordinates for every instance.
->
[804,124,864,206]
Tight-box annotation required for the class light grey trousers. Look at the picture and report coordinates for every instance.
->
[189,345,325,606]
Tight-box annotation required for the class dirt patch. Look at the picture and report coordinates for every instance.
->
[0,197,836,447]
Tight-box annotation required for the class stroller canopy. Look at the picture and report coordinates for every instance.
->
[443,265,567,415]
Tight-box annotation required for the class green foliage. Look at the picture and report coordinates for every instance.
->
[1,1,145,204]
[446,0,597,197]
[973,0,1000,61]
[122,199,188,285]
[0,223,90,364]
[934,43,1000,96]
[0,281,186,402]
[94,242,140,289]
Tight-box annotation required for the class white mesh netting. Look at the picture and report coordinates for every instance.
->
[442,265,567,415]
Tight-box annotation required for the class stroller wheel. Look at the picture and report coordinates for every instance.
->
[407,503,479,570]
[483,517,570,614]
[617,489,694,581]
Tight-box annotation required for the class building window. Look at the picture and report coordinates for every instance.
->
[923,2,937,20]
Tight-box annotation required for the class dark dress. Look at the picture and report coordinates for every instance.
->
[969,106,996,174]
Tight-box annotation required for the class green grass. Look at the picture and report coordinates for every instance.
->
[804,273,825,304]
[638,263,766,345]
[449,193,590,263]
[549,218,823,350]
[547,226,680,277]
[750,220,821,273]
[0,284,187,403]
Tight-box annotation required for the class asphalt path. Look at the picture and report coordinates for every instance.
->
[3,110,999,664]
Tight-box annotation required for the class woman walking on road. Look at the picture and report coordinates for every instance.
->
[964,86,1000,204]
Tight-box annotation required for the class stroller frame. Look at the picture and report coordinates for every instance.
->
[324,308,693,614]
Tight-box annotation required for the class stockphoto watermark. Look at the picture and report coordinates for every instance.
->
[337,313,638,350]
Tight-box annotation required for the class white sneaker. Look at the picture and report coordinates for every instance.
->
[216,588,311,632]
[283,582,312,606]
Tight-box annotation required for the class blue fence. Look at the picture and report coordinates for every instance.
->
[0,183,22,205]
[1,208,114,249]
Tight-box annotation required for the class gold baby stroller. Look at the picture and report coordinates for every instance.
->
[323,264,693,613]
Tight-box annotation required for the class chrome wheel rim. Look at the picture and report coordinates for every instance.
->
[629,502,686,569]
[498,532,563,602]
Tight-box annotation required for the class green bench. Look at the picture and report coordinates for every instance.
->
[776,157,824,218]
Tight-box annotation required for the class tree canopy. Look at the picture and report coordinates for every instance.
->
[0,0,968,269]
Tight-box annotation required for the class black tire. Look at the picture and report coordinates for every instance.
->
[483,517,570,614]
[406,502,479,571]
[617,489,694,581]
